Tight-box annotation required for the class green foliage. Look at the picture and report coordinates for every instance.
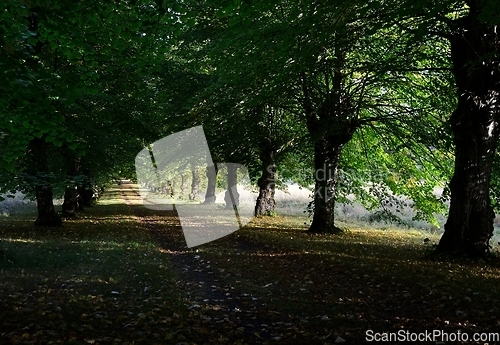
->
[0,0,177,196]
[266,209,278,217]
[183,0,456,226]
[478,0,500,24]
[2,0,492,234]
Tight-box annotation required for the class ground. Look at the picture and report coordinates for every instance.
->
[1,183,500,344]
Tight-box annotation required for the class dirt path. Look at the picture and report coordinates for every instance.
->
[118,183,285,344]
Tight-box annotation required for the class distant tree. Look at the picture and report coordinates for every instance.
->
[0,0,174,225]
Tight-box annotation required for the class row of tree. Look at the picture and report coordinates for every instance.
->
[1,0,499,258]
[178,0,500,258]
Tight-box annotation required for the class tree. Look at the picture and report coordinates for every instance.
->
[433,1,500,258]
[192,0,454,233]
[0,0,175,224]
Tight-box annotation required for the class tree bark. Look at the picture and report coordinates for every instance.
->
[308,134,351,234]
[23,13,60,226]
[181,172,189,198]
[34,184,62,226]
[62,186,78,218]
[28,138,62,227]
[224,164,239,209]
[203,164,218,204]
[436,5,500,258]
[254,140,276,216]
[170,180,176,198]
[78,184,94,208]
[189,169,200,201]
[62,154,80,216]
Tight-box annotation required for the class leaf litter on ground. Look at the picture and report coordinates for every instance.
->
[1,183,500,344]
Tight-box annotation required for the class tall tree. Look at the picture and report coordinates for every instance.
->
[434,1,500,257]
[194,0,454,233]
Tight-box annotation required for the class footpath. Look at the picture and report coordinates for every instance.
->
[118,183,308,344]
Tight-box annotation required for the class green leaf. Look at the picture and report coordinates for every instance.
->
[40,125,51,134]
[216,9,226,18]
[172,3,184,14]
[27,36,38,46]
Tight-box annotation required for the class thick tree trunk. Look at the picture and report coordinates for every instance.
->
[203,164,218,204]
[436,7,500,258]
[62,186,79,218]
[24,14,60,226]
[29,138,62,227]
[306,121,354,234]
[254,141,276,216]
[35,185,62,226]
[224,164,239,209]
[189,169,200,201]
[308,138,346,234]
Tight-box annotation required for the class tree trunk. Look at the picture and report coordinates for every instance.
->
[170,180,176,198]
[308,137,347,234]
[436,6,500,258]
[23,13,60,226]
[63,155,80,216]
[34,185,62,226]
[29,138,62,227]
[78,184,93,208]
[166,181,174,197]
[254,140,276,216]
[302,45,356,233]
[189,169,200,201]
[181,172,189,198]
[62,186,78,218]
[203,164,218,204]
[224,164,239,209]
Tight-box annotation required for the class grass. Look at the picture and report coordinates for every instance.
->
[1,185,500,344]
[189,216,500,343]
[0,190,189,345]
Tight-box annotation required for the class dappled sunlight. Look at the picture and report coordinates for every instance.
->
[2,183,500,345]
[247,251,303,257]
[80,215,142,222]
[1,237,47,244]
[158,248,190,255]
[96,198,126,205]
[0,194,183,344]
